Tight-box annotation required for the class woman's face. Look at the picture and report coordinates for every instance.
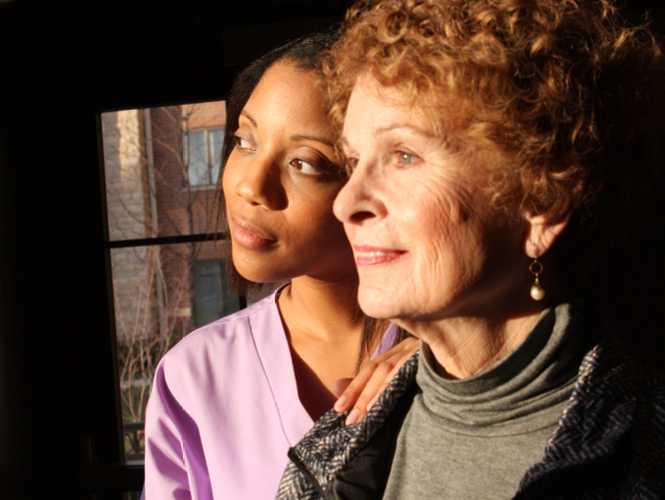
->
[334,76,528,323]
[223,61,356,284]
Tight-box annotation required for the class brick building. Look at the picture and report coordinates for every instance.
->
[102,101,240,426]
[149,101,238,330]
[103,100,240,339]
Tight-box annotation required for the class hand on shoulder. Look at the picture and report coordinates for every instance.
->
[333,337,419,425]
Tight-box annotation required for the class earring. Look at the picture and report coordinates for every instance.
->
[529,258,545,301]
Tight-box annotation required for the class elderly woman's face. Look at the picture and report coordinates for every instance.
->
[334,76,528,323]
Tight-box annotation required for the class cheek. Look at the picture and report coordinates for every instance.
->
[287,185,346,241]
[403,180,461,241]
[311,203,347,243]
[221,159,238,200]
[413,209,457,279]
[406,182,484,274]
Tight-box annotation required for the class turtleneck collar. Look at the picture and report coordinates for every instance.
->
[417,302,587,433]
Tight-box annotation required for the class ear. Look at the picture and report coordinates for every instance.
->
[523,210,571,259]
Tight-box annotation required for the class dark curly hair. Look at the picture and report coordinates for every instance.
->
[326,0,665,283]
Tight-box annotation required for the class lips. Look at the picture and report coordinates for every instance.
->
[353,245,406,266]
[230,217,277,250]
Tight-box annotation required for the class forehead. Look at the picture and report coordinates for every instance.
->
[342,74,509,177]
[344,74,496,159]
[344,76,427,130]
[245,61,325,119]
[342,75,448,147]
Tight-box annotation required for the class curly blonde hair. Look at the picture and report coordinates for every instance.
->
[325,0,665,227]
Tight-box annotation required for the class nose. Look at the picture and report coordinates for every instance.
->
[333,164,386,225]
[233,154,287,210]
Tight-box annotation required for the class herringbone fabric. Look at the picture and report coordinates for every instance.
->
[277,353,419,499]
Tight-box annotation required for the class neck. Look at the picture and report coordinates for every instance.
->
[279,272,365,342]
[278,271,370,421]
[397,298,551,380]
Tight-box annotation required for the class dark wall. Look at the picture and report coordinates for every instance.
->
[0,0,663,498]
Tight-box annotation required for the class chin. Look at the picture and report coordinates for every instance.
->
[232,258,270,284]
[357,285,401,320]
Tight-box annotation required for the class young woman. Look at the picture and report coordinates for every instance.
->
[142,33,415,499]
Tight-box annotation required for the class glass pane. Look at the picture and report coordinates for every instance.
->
[194,260,238,327]
[194,261,217,326]
[110,240,240,462]
[102,110,153,241]
[188,129,209,186]
[101,101,227,241]
[209,128,224,185]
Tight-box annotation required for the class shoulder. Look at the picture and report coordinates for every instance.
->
[631,362,665,436]
[562,334,665,477]
[166,293,279,361]
[583,350,665,492]
[576,333,665,409]
[569,305,665,409]
[155,292,283,389]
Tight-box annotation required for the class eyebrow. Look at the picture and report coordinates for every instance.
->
[374,122,434,137]
[239,111,333,147]
[291,134,334,147]
[240,110,257,127]
[339,122,435,149]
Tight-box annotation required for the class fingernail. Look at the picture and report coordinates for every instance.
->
[334,395,347,412]
[366,395,379,412]
[345,408,360,425]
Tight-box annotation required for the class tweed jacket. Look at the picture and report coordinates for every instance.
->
[277,318,665,500]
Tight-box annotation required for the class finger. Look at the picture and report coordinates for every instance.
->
[331,378,353,398]
[344,339,419,424]
[333,344,407,413]
[334,337,419,414]
[333,360,381,413]
[344,354,404,424]
[366,352,412,411]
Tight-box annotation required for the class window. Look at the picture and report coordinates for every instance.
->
[187,128,224,187]
[194,260,240,327]
[101,101,242,465]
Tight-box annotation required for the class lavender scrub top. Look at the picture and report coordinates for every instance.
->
[142,286,398,499]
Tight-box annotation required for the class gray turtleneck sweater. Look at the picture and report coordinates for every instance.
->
[383,303,587,500]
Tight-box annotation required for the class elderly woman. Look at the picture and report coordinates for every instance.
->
[277,0,665,498]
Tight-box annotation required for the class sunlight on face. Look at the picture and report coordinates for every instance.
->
[223,61,356,284]
[334,76,527,323]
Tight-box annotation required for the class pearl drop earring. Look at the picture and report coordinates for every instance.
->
[529,258,545,301]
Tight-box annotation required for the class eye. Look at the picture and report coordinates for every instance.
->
[290,158,323,175]
[397,151,418,166]
[233,134,255,151]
